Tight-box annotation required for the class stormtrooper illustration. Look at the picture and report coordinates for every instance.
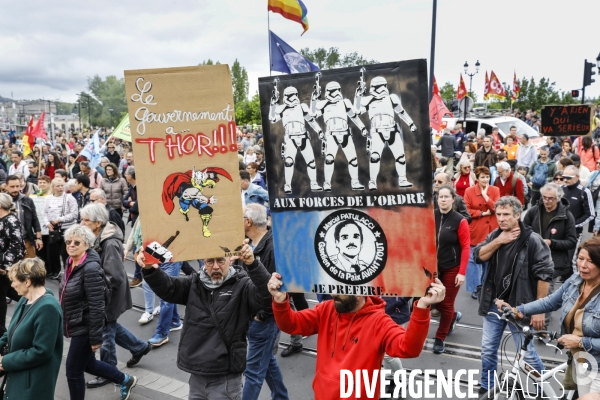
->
[310,75,366,191]
[355,73,417,190]
[270,81,323,194]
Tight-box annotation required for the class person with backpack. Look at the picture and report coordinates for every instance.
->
[526,146,556,206]
[494,161,525,205]
[59,224,137,400]
[78,204,151,390]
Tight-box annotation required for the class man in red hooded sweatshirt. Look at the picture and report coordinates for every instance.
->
[268,274,445,400]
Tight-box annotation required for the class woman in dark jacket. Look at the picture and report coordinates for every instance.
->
[59,224,137,400]
[0,193,25,331]
[432,185,470,354]
[99,163,128,217]
[0,258,62,400]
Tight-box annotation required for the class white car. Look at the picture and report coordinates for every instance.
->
[432,116,545,149]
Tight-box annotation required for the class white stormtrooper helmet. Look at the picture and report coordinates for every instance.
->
[283,86,300,106]
[325,81,342,102]
[370,76,389,99]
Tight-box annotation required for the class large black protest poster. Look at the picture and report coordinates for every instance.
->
[258,60,436,296]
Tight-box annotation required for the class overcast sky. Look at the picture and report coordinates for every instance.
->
[1,0,599,104]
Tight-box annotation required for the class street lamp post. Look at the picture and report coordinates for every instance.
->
[462,60,480,125]
[596,52,600,74]
[109,108,114,129]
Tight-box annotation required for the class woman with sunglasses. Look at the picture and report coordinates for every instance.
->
[453,159,475,198]
[59,225,137,400]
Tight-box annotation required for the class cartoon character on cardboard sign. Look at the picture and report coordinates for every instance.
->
[162,167,233,237]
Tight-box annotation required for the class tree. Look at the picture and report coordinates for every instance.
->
[231,59,249,106]
[511,77,563,112]
[198,59,221,66]
[299,47,377,69]
[439,82,455,105]
[84,75,127,128]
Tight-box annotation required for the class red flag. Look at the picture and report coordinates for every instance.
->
[488,71,506,100]
[511,71,520,103]
[433,76,440,96]
[483,71,490,101]
[430,94,453,132]
[457,74,467,100]
[22,116,35,156]
[31,111,48,140]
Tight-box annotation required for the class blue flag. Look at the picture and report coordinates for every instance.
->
[270,30,320,74]
[80,129,102,169]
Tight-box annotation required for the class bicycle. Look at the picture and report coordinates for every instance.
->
[479,307,577,400]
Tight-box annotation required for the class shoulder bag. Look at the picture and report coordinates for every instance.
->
[48,196,66,244]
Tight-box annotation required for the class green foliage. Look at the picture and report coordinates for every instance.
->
[299,47,378,69]
[231,59,249,106]
[439,82,455,105]
[235,92,262,126]
[81,75,127,128]
[467,91,478,102]
[511,77,563,112]
[55,102,75,115]
[199,59,221,66]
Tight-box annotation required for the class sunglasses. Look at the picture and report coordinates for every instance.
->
[65,240,82,247]
[562,176,574,180]
[554,177,565,181]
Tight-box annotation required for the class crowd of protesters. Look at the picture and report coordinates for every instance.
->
[0,108,599,400]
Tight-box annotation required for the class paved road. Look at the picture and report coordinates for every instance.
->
[7,225,587,399]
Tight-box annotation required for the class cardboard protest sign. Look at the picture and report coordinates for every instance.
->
[124,65,244,262]
[258,59,436,296]
[541,104,594,136]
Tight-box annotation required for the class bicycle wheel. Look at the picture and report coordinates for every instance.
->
[479,380,526,400]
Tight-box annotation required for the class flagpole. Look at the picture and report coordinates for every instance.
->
[428,0,437,102]
[268,8,272,76]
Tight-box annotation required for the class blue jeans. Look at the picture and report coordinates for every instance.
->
[480,302,544,390]
[155,262,182,336]
[243,318,289,400]
[100,320,149,367]
[134,263,142,280]
[142,279,156,313]
[466,246,488,293]
[66,335,125,400]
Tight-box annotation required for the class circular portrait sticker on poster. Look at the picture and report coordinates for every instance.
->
[314,209,387,285]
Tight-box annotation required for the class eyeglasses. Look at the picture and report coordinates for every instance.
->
[554,177,565,182]
[542,196,557,202]
[462,166,471,170]
[65,240,82,247]
[562,176,575,180]
[205,258,226,266]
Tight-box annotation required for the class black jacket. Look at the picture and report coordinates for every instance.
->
[436,134,458,158]
[475,221,553,323]
[251,229,276,321]
[433,192,472,223]
[59,250,106,345]
[523,198,578,276]
[123,185,138,225]
[142,260,271,376]
[105,151,121,166]
[94,222,130,322]
[106,204,125,237]
[14,194,41,242]
[435,209,465,270]
[562,181,595,233]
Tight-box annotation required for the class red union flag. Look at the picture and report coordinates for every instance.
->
[483,71,490,101]
[430,94,452,132]
[511,71,520,103]
[488,71,506,100]
[457,74,467,100]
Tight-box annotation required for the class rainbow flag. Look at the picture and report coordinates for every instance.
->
[268,0,309,35]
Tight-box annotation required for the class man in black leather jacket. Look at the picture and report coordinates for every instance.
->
[138,240,272,400]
